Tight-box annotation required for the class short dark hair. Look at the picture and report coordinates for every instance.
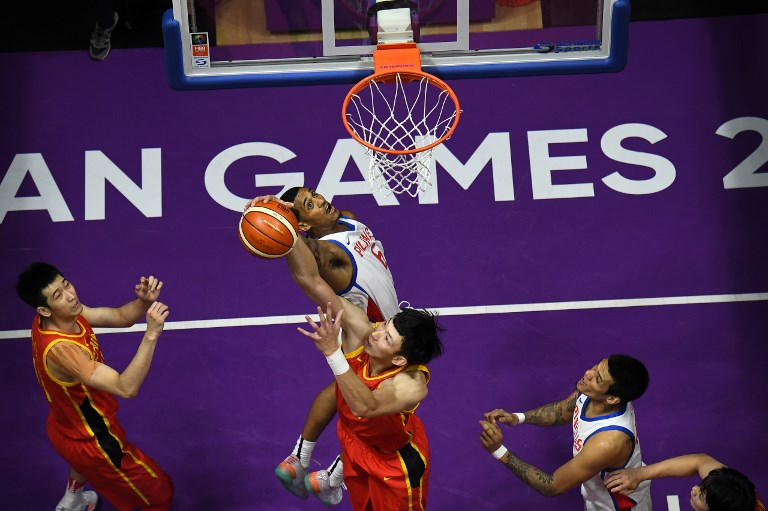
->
[392,308,444,365]
[606,354,649,403]
[16,262,63,308]
[700,467,757,511]
[280,187,304,222]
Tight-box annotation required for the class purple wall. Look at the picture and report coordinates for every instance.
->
[1,14,767,511]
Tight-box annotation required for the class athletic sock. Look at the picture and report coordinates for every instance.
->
[292,435,316,469]
[327,455,344,488]
[58,477,86,509]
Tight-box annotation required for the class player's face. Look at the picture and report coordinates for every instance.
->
[690,485,709,511]
[40,275,83,318]
[575,359,614,399]
[294,188,341,231]
[364,319,404,361]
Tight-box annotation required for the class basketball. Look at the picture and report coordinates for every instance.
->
[239,200,300,259]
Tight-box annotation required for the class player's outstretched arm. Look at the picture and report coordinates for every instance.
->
[481,421,629,496]
[50,302,169,399]
[82,276,163,328]
[604,454,725,495]
[299,305,426,418]
[486,391,578,428]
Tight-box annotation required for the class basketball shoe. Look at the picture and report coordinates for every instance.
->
[275,455,308,499]
[55,490,98,511]
[305,470,344,506]
[89,12,119,61]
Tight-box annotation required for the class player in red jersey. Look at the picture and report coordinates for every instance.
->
[16,262,173,511]
[284,237,444,510]
[247,191,399,505]
[605,453,765,511]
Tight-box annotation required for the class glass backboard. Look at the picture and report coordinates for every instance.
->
[163,0,629,90]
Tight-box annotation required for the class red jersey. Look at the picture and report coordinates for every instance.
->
[337,346,430,454]
[31,314,119,440]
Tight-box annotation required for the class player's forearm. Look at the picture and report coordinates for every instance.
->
[499,451,561,496]
[114,332,160,398]
[524,393,577,426]
[111,298,153,327]
[641,454,722,480]
[335,371,379,418]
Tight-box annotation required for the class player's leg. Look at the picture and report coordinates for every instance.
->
[305,454,345,505]
[50,425,172,510]
[55,467,98,511]
[368,442,429,511]
[276,381,338,499]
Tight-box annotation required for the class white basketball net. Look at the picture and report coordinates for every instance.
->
[344,73,459,197]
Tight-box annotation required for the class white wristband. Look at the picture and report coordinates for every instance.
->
[326,348,350,376]
[514,412,526,424]
[491,445,509,460]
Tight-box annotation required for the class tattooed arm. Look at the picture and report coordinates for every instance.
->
[485,391,578,427]
[480,421,633,496]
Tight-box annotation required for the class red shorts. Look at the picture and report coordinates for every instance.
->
[48,418,173,511]
[339,417,430,511]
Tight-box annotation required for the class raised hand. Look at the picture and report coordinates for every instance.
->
[145,301,169,337]
[297,302,344,356]
[484,408,522,426]
[243,195,294,212]
[479,419,505,453]
[135,276,163,303]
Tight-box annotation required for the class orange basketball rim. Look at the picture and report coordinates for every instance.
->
[342,43,461,156]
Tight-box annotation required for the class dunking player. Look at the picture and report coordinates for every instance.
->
[288,236,444,510]
[15,262,173,511]
[480,355,651,510]
[605,453,765,511]
[245,187,399,505]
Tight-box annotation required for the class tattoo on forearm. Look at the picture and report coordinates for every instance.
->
[503,453,558,496]
[525,394,577,426]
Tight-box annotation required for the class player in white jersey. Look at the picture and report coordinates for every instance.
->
[245,187,399,506]
[479,354,650,511]
[315,216,399,321]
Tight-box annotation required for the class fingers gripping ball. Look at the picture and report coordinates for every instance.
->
[239,200,300,259]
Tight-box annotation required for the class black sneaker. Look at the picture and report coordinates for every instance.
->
[89,12,118,61]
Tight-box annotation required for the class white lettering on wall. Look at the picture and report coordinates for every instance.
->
[601,123,676,195]
[84,149,163,220]
[205,142,301,211]
[421,132,515,204]
[718,116,768,189]
[528,129,593,199]
[316,139,398,206]
[0,153,74,223]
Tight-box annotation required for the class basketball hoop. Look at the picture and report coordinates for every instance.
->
[342,43,461,197]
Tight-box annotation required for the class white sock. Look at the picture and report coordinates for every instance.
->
[292,436,316,469]
[58,483,83,510]
[327,455,344,488]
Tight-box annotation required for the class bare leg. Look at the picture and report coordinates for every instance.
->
[69,467,87,483]
[301,381,337,441]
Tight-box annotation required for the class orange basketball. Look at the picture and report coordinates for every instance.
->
[239,200,300,259]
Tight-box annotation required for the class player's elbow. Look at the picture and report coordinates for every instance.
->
[349,404,377,418]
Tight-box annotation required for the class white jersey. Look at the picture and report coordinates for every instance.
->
[321,217,399,321]
[572,394,652,511]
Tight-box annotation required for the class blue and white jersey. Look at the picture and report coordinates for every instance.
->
[321,218,399,321]
[572,394,652,511]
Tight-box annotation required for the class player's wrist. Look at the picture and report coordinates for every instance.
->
[491,445,509,460]
[326,347,350,376]
[514,412,526,424]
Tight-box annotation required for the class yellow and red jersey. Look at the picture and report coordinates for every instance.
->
[31,314,119,440]
[336,346,429,454]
